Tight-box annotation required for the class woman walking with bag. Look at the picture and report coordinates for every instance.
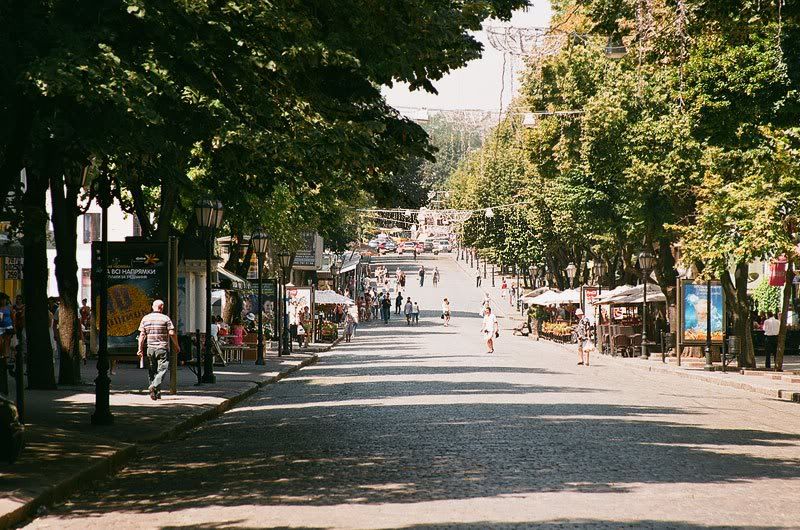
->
[441,298,451,327]
[481,306,499,354]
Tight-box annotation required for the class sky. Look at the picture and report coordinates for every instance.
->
[382,2,553,113]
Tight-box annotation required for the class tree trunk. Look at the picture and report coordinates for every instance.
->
[775,261,793,371]
[722,262,755,368]
[21,170,56,389]
[50,172,83,385]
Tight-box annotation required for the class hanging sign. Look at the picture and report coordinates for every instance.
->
[769,257,788,287]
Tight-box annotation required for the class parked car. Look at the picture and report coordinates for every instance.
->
[434,240,452,252]
[415,242,425,253]
[367,239,380,249]
[383,240,397,251]
[399,241,416,254]
[421,240,434,252]
[0,396,24,464]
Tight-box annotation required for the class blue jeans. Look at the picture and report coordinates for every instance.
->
[147,347,169,391]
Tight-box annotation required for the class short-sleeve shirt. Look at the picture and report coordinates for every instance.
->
[482,313,497,332]
[138,312,175,350]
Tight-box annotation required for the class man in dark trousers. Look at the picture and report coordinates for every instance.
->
[763,311,780,369]
[418,266,425,287]
[380,293,392,324]
[395,291,404,315]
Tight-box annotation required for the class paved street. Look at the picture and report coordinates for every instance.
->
[24,255,800,529]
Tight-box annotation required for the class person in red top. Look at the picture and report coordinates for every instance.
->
[229,317,247,346]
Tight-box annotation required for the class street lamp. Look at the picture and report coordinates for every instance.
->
[592,260,608,352]
[565,262,577,289]
[278,251,292,356]
[196,199,224,383]
[251,229,269,366]
[329,256,340,292]
[91,167,114,425]
[638,250,656,359]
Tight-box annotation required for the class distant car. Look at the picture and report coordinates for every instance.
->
[383,240,397,251]
[422,241,434,252]
[400,241,416,254]
[0,396,24,464]
[415,242,425,253]
[367,239,380,249]
[434,240,452,252]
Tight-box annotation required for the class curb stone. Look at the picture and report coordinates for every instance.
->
[4,351,325,529]
[549,340,800,403]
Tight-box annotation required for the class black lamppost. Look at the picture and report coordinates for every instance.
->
[91,167,114,425]
[565,262,577,289]
[638,250,656,359]
[330,257,340,292]
[251,229,269,366]
[704,279,714,371]
[278,251,292,356]
[196,199,224,383]
[593,260,608,351]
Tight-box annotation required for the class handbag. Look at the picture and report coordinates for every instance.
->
[440,314,444,319]
[495,331,500,338]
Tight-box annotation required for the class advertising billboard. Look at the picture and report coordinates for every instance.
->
[679,279,725,345]
[92,241,171,355]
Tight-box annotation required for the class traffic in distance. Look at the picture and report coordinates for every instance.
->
[367,233,452,255]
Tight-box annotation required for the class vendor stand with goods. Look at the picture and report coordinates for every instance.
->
[314,290,355,343]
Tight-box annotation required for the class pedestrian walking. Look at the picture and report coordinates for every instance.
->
[372,295,379,319]
[575,308,592,366]
[413,247,418,260]
[500,277,508,299]
[344,312,355,342]
[412,301,420,325]
[349,303,359,337]
[481,306,499,354]
[418,266,425,287]
[432,267,440,287]
[381,293,392,324]
[395,291,404,315]
[0,294,14,386]
[137,300,180,400]
[442,298,451,327]
[476,268,482,287]
[399,271,406,288]
[404,298,413,325]
[764,311,780,369]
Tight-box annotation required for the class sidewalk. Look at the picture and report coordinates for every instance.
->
[0,341,337,528]
[450,254,800,404]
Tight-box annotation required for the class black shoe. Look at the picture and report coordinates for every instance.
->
[156,390,162,400]
[149,387,157,401]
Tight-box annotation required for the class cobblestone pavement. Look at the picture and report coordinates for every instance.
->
[24,254,800,529]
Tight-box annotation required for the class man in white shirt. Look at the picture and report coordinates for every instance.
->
[763,311,780,369]
[481,306,499,354]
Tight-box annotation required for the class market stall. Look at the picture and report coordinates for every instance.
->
[314,289,354,343]
[593,284,666,356]
[527,289,582,342]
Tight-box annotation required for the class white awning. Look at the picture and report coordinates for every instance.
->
[314,290,354,305]
[217,266,249,289]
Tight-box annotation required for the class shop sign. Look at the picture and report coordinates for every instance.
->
[293,232,323,269]
[3,257,23,279]
[92,241,171,355]
[679,279,725,345]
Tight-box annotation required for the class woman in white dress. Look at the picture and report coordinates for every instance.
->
[481,306,499,354]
